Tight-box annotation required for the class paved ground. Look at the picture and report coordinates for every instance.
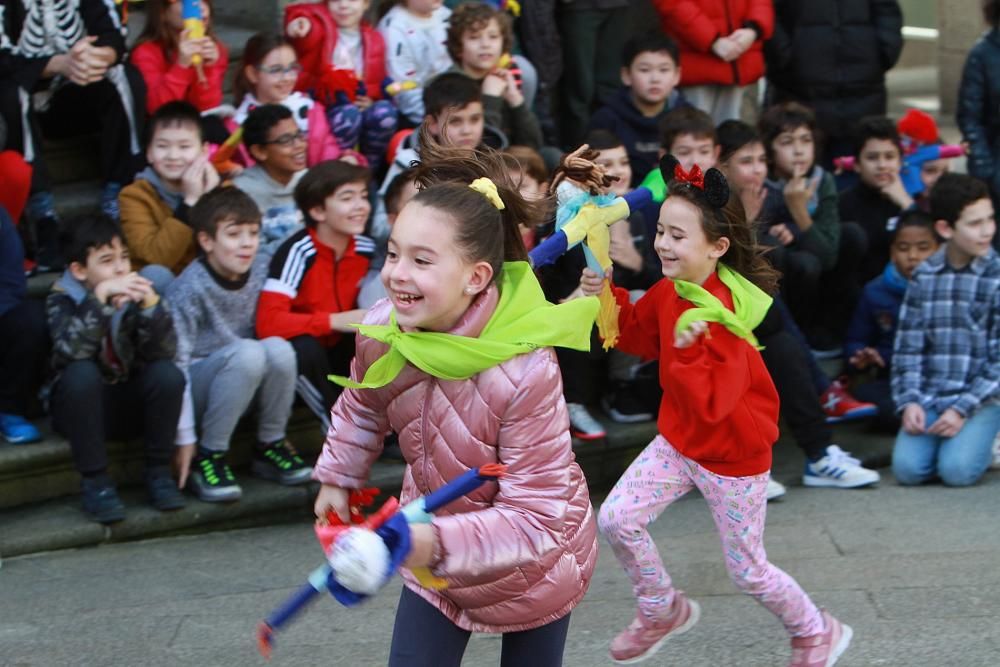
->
[3,457,999,667]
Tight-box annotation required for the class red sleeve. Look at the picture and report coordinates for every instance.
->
[745,0,774,40]
[285,3,326,93]
[256,290,333,340]
[131,42,195,114]
[612,280,664,360]
[666,327,752,424]
[187,40,227,111]
[650,0,719,52]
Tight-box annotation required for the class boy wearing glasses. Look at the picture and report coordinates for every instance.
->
[233,104,309,253]
[120,102,220,275]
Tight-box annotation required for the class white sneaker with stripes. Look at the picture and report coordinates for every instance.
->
[803,445,880,488]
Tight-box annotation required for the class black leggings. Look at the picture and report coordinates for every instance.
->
[388,586,572,667]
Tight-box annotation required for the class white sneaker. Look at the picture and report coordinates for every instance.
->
[567,403,606,440]
[990,432,1000,471]
[803,445,880,488]
[766,478,787,501]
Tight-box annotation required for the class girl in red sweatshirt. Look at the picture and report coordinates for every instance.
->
[583,158,852,666]
[131,0,229,142]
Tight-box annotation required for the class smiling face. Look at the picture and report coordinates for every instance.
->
[622,50,680,109]
[381,201,493,332]
[937,197,996,267]
[326,0,368,30]
[890,224,939,279]
[146,121,204,188]
[595,145,633,196]
[251,117,307,181]
[770,125,815,180]
[856,138,902,189]
[246,45,299,104]
[460,18,504,76]
[71,236,131,290]
[197,218,260,280]
[309,179,371,240]
[653,196,728,285]
[720,141,767,195]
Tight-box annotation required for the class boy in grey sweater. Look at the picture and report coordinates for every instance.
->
[166,187,309,503]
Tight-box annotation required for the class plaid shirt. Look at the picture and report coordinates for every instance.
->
[891,247,1000,416]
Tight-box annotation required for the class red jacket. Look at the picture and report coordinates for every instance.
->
[130,40,228,113]
[283,2,387,101]
[613,273,779,477]
[652,0,773,86]
[256,228,374,347]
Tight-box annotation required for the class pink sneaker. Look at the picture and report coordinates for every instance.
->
[788,610,853,666]
[609,591,701,664]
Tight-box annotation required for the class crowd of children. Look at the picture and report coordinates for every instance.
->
[2,0,1000,664]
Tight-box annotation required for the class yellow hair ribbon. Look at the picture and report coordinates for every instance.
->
[469,177,505,210]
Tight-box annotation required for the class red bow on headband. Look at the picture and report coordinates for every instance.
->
[673,163,704,190]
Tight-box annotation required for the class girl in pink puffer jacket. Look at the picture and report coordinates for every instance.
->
[312,136,599,666]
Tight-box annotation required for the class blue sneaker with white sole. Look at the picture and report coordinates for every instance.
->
[0,413,42,444]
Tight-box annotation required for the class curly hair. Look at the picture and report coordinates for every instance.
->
[446,3,513,66]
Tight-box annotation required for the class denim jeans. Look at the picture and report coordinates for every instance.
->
[892,405,1000,486]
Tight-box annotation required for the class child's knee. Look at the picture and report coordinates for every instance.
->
[228,339,268,379]
[891,456,931,486]
[937,458,985,487]
[146,359,185,394]
[597,499,631,541]
[60,360,103,392]
[260,337,297,376]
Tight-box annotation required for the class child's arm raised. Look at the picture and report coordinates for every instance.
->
[430,352,574,577]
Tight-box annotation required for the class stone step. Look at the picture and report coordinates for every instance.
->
[0,409,327,511]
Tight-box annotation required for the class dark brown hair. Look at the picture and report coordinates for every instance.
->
[502,146,549,187]
[294,160,372,228]
[446,3,513,66]
[190,186,261,238]
[985,0,1000,26]
[758,101,820,165]
[929,173,991,227]
[408,124,543,283]
[667,182,780,294]
[234,32,294,106]
[660,106,716,152]
[135,0,218,61]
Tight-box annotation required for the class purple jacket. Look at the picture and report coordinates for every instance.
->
[313,288,598,633]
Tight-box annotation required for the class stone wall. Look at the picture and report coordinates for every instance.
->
[938,0,985,114]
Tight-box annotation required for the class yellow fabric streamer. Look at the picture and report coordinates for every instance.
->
[469,177,505,210]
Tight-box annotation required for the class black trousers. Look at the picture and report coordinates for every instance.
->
[0,63,146,193]
[290,334,356,420]
[555,327,606,405]
[0,299,48,415]
[388,586,572,667]
[51,359,184,475]
[852,376,900,434]
[756,304,831,462]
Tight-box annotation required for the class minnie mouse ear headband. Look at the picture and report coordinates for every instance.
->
[659,155,730,209]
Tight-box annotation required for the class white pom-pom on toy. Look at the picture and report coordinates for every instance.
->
[328,528,391,595]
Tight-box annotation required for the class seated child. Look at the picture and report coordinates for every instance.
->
[232,104,308,253]
[48,215,185,523]
[377,0,454,125]
[120,102,220,275]
[232,32,354,167]
[589,32,689,186]
[445,2,543,149]
[838,116,914,283]
[0,205,45,444]
[846,210,940,433]
[501,145,549,249]
[257,161,374,430]
[891,173,1000,487]
[131,0,230,143]
[285,0,399,171]
[166,187,307,503]
[358,167,418,309]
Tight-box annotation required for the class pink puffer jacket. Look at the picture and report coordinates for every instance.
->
[313,288,598,633]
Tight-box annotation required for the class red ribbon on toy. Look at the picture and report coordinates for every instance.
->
[673,163,705,190]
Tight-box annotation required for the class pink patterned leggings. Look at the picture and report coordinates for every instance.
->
[598,435,824,638]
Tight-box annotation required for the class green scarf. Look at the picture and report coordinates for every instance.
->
[331,261,599,389]
[672,264,772,349]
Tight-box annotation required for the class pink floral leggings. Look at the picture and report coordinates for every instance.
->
[598,435,825,638]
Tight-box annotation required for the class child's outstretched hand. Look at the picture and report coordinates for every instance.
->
[848,346,885,370]
[674,321,708,349]
[314,484,351,525]
[287,17,311,39]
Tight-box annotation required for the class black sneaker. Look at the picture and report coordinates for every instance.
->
[252,439,312,485]
[145,466,186,511]
[189,450,242,502]
[602,387,655,423]
[81,475,126,524]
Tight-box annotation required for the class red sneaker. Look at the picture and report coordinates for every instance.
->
[820,379,877,423]
[609,591,700,664]
[788,610,853,667]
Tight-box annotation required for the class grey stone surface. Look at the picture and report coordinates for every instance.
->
[2,469,999,666]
